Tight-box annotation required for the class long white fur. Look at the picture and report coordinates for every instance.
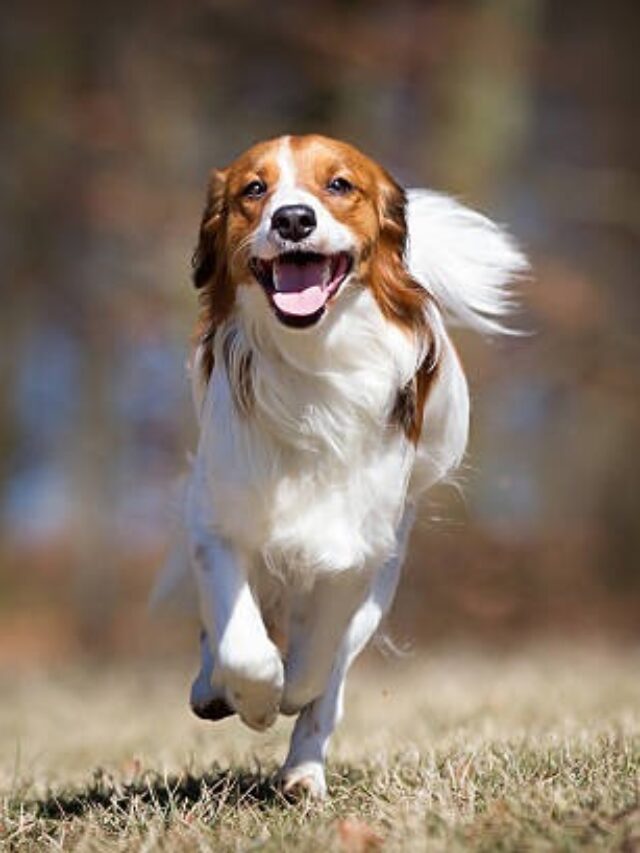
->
[406,189,528,334]
[175,161,525,798]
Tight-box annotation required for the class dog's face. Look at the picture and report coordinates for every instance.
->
[194,134,425,333]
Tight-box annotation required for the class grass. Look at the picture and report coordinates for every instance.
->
[1,648,639,851]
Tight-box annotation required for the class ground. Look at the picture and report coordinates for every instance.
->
[1,647,639,851]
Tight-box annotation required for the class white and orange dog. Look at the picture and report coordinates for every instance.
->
[179,134,526,798]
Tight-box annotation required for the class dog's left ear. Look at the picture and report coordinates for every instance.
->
[370,170,429,334]
[192,169,227,290]
[377,172,408,258]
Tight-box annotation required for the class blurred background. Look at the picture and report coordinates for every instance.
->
[1,0,638,667]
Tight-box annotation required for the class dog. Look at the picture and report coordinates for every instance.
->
[178,133,526,798]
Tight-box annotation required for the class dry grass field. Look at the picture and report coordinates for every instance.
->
[1,648,639,851]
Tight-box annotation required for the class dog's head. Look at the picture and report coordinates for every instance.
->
[193,134,427,335]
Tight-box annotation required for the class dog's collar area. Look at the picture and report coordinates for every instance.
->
[250,251,353,328]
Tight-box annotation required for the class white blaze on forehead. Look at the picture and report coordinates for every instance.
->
[268,136,310,211]
[276,137,297,190]
[251,136,356,260]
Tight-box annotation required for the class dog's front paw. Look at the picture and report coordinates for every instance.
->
[191,692,235,722]
[190,660,235,721]
[279,760,327,800]
[218,639,284,731]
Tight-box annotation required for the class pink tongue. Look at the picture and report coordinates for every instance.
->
[272,258,329,317]
[273,286,327,316]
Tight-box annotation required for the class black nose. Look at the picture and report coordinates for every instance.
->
[271,205,317,242]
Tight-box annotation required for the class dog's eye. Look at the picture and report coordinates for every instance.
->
[241,179,267,199]
[327,177,354,195]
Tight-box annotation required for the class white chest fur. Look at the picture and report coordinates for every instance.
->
[191,287,422,579]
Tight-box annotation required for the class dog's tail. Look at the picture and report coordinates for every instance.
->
[148,473,197,614]
[405,190,529,335]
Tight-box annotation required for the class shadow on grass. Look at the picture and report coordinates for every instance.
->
[32,766,289,820]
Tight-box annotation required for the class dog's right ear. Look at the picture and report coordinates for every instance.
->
[192,169,227,290]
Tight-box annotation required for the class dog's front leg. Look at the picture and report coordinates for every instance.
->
[275,573,372,800]
[281,573,369,717]
[189,526,284,731]
[190,629,234,721]
[280,509,415,797]
[279,577,399,799]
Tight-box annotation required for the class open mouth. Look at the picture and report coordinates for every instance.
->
[250,251,353,328]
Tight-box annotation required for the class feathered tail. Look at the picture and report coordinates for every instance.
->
[406,190,529,335]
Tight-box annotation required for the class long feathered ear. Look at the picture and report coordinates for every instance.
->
[371,173,441,445]
[192,169,234,383]
[192,169,227,289]
[369,171,430,337]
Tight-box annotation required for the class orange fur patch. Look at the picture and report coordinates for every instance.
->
[191,135,437,397]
